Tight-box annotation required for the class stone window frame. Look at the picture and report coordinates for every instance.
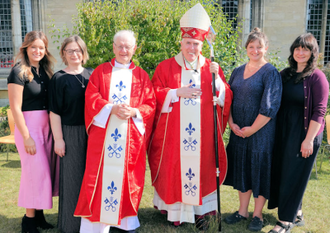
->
[0,0,45,76]
[306,0,329,65]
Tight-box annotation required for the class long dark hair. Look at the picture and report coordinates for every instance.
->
[15,31,55,82]
[283,33,319,83]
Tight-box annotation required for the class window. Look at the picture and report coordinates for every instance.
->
[0,0,33,68]
[0,0,13,68]
[221,0,239,28]
[20,0,33,41]
[306,0,330,65]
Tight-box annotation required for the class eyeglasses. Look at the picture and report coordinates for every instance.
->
[114,43,134,51]
[65,49,82,55]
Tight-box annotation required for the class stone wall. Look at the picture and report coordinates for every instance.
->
[43,0,81,71]
[263,0,307,60]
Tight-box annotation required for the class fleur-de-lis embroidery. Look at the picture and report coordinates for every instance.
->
[116,81,126,91]
[107,181,117,194]
[185,123,195,136]
[188,79,196,88]
[186,168,195,180]
[111,128,121,142]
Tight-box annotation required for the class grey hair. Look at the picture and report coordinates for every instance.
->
[113,30,136,45]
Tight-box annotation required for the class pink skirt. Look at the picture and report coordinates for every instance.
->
[15,110,58,209]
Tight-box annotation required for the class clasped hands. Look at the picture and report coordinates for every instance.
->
[176,62,219,99]
[112,103,136,120]
[229,123,256,138]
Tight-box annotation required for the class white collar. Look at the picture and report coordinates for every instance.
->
[115,60,131,69]
[174,52,206,69]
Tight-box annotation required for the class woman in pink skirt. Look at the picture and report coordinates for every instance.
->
[7,31,57,233]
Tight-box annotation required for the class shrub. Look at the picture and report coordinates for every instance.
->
[49,0,245,79]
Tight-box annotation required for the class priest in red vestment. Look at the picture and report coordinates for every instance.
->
[148,3,233,230]
[74,30,156,233]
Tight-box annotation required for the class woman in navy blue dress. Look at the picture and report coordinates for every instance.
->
[224,28,282,232]
[268,34,329,233]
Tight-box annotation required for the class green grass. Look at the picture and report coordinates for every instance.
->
[1,151,330,233]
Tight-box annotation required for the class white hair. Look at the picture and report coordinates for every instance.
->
[113,30,136,45]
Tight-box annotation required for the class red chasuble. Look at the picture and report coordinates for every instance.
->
[148,54,233,205]
[74,59,156,224]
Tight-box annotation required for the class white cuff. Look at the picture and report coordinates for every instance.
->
[132,108,145,135]
[161,89,179,113]
[93,104,113,128]
[215,77,225,107]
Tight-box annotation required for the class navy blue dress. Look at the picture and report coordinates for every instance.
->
[224,63,282,199]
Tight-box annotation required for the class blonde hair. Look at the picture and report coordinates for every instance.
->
[60,35,89,65]
[15,31,55,82]
[245,27,269,48]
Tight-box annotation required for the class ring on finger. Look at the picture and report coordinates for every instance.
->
[192,93,196,97]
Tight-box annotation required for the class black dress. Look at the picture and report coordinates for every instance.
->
[268,74,322,222]
[49,68,92,233]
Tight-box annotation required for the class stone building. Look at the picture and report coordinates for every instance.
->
[0,0,329,106]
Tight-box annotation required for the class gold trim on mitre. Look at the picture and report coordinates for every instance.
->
[180,3,211,41]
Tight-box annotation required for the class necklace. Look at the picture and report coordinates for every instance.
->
[31,66,40,77]
[246,62,264,73]
[73,74,85,88]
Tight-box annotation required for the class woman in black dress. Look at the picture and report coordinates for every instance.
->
[7,31,56,233]
[268,33,329,233]
[49,35,92,233]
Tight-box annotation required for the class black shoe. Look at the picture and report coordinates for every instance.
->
[294,213,305,227]
[224,211,247,224]
[22,215,40,233]
[195,218,209,231]
[35,210,54,229]
[248,216,264,232]
[268,221,292,233]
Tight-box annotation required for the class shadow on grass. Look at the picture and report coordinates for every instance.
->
[137,208,280,232]
[0,213,60,233]
[1,160,21,168]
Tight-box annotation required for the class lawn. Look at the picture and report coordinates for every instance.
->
[0,151,329,233]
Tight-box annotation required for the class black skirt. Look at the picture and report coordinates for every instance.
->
[58,125,87,233]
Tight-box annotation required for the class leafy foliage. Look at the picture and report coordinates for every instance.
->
[49,0,245,79]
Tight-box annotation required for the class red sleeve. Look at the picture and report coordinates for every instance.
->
[135,69,156,144]
[85,63,111,134]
